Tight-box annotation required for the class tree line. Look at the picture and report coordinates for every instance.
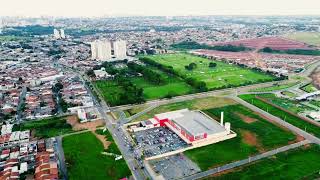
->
[171,41,252,52]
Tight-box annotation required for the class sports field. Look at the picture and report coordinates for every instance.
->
[146,54,276,89]
[285,32,320,46]
[62,132,131,180]
[209,144,320,180]
[184,104,296,170]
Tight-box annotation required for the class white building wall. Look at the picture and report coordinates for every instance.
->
[97,40,112,61]
[53,29,60,39]
[60,29,66,39]
[113,40,127,59]
[91,41,98,60]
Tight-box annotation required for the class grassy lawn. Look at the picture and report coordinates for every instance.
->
[184,104,296,170]
[209,144,320,180]
[302,83,318,93]
[128,97,237,122]
[250,82,298,92]
[130,67,194,99]
[146,54,277,90]
[258,93,314,114]
[282,91,297,98]
[94,67,194,105]
[239,94,320,138]
[63,132,131,180]
[285,32,320,46]
[93,80,124,106]
[13,116,73,138]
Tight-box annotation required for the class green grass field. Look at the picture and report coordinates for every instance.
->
[184,104,296,170]
[285,32,320,46]
[130,67,194,99]
[239,94,320,138]
[146,54,276,90]
[282,91,297,98]
[63,132,131,180]
[94,80,124,106]
[302,83,318,93]
[94,66,194,105]
[128,97,237,122]
[209,144,320,180]
[13,116,73,138]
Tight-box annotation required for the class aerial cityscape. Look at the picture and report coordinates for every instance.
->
[1,0,320,180]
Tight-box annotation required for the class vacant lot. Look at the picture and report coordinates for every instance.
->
[146,54,276,89]
[63,132,131,180]
[184,104,297,170]
[209,144,320,180]
[14,116,73,138]
[285,32,320,46]
[128,97,237,122]
[240,94,320,138]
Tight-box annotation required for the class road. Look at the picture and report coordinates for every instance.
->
[55,136,68,180]
[110,80,290,111]
[182,140,310,180]
[62,65,151,180]
[16,86,27,122]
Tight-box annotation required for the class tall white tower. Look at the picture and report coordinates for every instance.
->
[97,40,112,61]
[60,29,66,39]
[113,40,127,60]
[91,41,99,60]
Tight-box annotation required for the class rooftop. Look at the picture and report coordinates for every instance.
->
[156,109,226,136]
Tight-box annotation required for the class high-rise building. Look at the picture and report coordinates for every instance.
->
[60,29,65,39]
[113,40,127,60]
[91,40,112,61]
[91,41,98,59]
[53,29,66,39]
[53,29,60,39]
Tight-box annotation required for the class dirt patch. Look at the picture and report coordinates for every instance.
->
[66,115,105,131]
[92,130,111,149]
[241,130,264,152]
[193,97,237,110]
[235,112,257,124]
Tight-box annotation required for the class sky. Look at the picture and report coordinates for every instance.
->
[1,0,320,17]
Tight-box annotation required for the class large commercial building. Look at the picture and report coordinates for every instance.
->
[129,109,236,145]
[113,40,127,59]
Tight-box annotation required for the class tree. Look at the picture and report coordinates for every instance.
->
[185,62,197,70]
[209,62,217,68]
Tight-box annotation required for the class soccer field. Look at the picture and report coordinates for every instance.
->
[146,54,276,90]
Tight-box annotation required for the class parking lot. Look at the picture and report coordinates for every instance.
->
[149,153,201,179]
[133,127,189,157]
